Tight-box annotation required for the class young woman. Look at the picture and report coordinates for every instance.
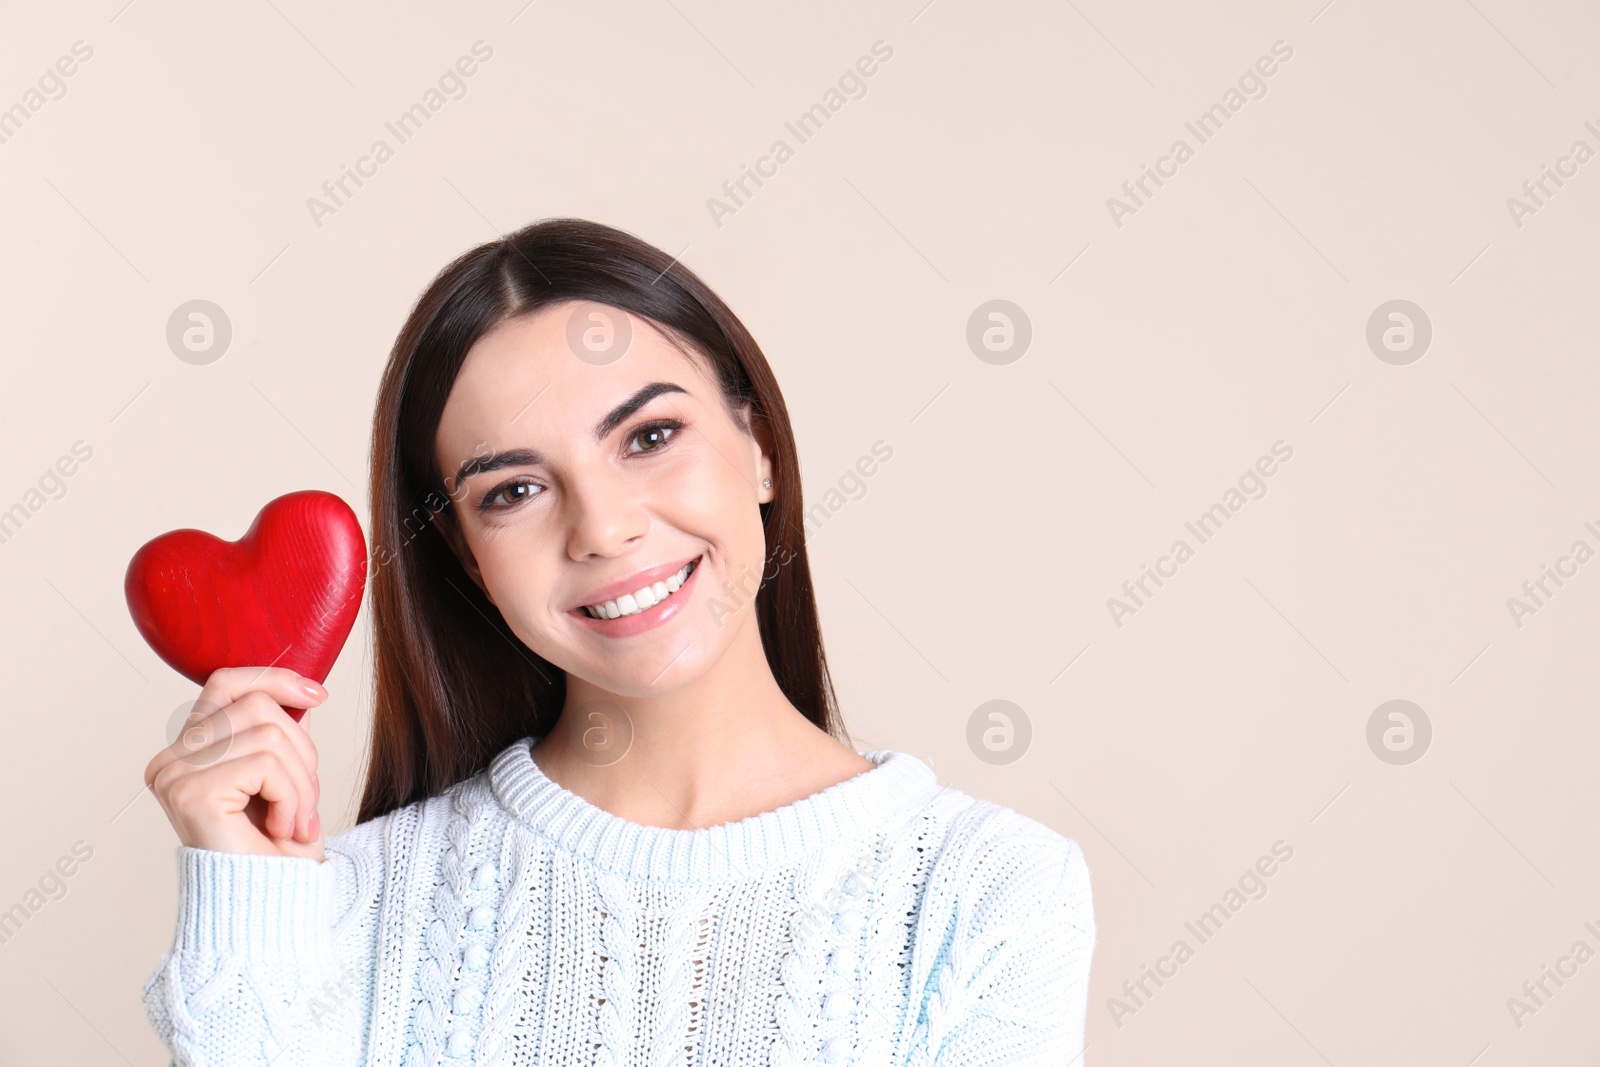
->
[141,218,1096,1065]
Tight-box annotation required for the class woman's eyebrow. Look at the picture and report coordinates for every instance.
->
[450,381,689,488]
[593,381,688,439]
[452,448,543,488]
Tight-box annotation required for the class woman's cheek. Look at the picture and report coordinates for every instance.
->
[660,449,755,527]
[483,544,553,627]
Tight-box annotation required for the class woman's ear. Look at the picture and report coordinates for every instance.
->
[739,402,777,503]
[436,505,496,606]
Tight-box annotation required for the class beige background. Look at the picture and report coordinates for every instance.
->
[2,0,1597,1062]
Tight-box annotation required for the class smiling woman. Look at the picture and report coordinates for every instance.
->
[139,218,1095,1066]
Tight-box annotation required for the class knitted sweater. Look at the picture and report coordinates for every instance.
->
[142,737,1096,1066]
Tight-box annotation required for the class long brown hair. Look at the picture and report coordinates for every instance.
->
[357,218,842,823]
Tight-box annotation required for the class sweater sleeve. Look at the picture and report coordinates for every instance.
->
[140,823,385,1067]
[917,830,1097,1067]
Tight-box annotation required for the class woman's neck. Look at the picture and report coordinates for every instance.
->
[531,617,872,830]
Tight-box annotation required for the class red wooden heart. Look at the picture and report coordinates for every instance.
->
[125,490,367,722]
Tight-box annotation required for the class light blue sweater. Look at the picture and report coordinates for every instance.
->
[142,738,1095,1065]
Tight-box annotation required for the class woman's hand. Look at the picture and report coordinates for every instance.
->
[144,666,327,861]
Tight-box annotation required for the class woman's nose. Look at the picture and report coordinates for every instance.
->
[564,467,650,560]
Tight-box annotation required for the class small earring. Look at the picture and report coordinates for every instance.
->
[762,478,772,489]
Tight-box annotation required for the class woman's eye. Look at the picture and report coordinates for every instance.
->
[478,423,679,511]
[483,481,541,510]
[628,421,680,454]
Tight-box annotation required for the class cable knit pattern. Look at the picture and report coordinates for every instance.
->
[768,860,823,1067]
[592,869,639,1066]
[142,737,1096,1066]
[473,826,540,1065]
[407,780,474,1067]
[645,889,700,1067]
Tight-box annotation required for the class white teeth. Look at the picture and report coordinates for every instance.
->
[584,559,697,619]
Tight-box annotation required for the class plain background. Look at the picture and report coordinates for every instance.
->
[2,0,1598,1063]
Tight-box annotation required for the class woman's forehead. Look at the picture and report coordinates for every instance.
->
[456,306,707,396]
[436,307,714,456]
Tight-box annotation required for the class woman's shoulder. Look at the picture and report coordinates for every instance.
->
[884,761,1088,864]
[880,773,1098,1059]
[888,772,1094,931]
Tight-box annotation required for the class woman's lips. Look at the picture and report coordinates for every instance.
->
[570,552,702,612]
[569,553,704,638]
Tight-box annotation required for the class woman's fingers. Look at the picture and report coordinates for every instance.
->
[192,665,324,725]
[208,690,321,777]
[228,748,312,843]
[197,665,326,714]
[156,742,315,849]
[216,723,320,841]
[148,671,323,780]
[147,685,321,789]
[145,666,328,856]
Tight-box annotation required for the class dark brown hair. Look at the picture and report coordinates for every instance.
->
[357,218,842,823]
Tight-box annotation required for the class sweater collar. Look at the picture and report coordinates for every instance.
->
[487,736,941,883]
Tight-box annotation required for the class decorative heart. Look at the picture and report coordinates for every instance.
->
[125,490,367,722]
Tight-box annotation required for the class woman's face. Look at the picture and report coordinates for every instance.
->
[433,300,776,697]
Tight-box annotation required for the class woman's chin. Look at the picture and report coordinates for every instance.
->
[560,634,719,698]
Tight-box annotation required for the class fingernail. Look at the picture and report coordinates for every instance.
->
[310,811,321,838]
[301,680,327,699]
